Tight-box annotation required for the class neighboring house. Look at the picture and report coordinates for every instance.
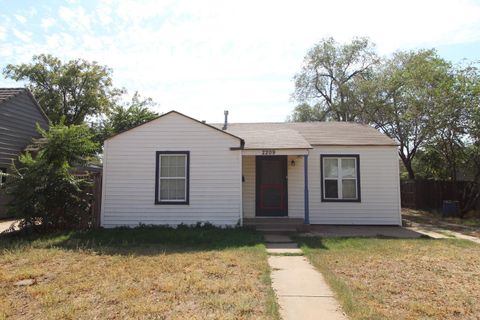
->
[0,88,49,218]
[101,110,401,228]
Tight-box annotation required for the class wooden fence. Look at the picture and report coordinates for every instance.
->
[73,168,102,228]
[400,180,479,210]
[91,172,102,227]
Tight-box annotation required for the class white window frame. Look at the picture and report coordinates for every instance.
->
[321,155,360,201]
[156,152,189,204]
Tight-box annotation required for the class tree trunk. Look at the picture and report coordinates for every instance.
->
[404,160,415,180]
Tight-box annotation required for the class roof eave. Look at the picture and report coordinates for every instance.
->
[106,110,244,145]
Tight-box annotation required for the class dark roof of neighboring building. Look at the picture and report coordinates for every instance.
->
[0,87,49,123]
[0,88,26,104]
[211,122,398,148]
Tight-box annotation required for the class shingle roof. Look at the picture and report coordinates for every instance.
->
[227,128,312,149]
[0,88,26,104]
[211,122,397,148]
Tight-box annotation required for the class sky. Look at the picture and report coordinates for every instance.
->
[1,0,480,123]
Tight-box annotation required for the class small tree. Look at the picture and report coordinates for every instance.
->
[93,91,158,142]
[3,122,98,230]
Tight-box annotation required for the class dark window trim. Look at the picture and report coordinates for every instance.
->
[0,167,6,185]
[155,151,190,205]
[320,154,361,203]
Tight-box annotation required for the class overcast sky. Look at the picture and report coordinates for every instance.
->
[1,0,480,122]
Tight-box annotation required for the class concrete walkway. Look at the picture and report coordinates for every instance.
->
[264,233,347,320]
[303,225,423,238]
[406,221,480,244]
[0,219,20,233]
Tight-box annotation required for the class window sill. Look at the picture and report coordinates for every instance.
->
[321,198,361,203]
[155,201,189,205]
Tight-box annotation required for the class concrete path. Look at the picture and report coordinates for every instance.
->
[303,225,423,238]
[0,219,20,233]
[263,233,347,320]
[406,221,480,244]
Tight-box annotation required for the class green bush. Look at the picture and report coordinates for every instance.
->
[2,121,98,230]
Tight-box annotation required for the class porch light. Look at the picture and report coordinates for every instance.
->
[291,160,296,167]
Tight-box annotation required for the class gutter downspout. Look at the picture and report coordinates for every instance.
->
[239,149,243,227]
[304,154,310,224]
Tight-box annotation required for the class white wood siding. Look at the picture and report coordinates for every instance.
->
[287,155,305,218]
[101,112,242,227]
[242,156,255,218]
[308,146,401,225]
[241,155,305,218]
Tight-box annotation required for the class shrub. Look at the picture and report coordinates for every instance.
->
[2,121,98,230]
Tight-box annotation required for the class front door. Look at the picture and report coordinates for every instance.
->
[256,156,288,216]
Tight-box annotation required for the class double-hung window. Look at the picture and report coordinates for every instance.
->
[321,155,360,202]
[155,152,189,204]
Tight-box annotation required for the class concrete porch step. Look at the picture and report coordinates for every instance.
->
[244,218,305,232]
[244,218,304,225]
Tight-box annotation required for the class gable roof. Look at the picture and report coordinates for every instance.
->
[0,88,49,123]
[105,109,396,148]
[106,110,244,144]
[212,122,397,148]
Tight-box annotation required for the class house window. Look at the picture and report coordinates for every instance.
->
[155,151,189,204]
[321,155,360,202]
[0,168,6,185]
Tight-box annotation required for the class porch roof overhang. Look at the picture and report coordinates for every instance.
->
[227,128,313,154]
[241,148,310,155]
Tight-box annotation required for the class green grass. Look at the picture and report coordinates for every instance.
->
[296,236,480,320]
[0,225,280,320]
[0,224,263,251]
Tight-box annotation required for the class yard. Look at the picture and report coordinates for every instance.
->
[297,236,480,320]
[0,226,278,320]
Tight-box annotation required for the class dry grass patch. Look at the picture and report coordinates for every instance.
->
[297,237,480,320]
[0,226,278,320]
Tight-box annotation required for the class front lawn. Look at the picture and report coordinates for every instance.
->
[297,236,480,320]
[0,226,278,320]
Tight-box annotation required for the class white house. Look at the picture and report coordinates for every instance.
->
[101,110,401,228]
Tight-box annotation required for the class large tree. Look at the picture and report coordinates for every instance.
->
[288,103,326,122]
[365,49,452,180]
[3,54,123,125]
[292,37,379,122]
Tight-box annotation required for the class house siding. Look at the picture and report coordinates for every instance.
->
[101,112,243,227]
[242,156,255,218]
[0,92,48,218]
[309,145,401,225]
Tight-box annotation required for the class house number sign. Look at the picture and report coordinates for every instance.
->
[262,149,276,155]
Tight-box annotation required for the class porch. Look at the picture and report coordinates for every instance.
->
[241,148,311,230]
